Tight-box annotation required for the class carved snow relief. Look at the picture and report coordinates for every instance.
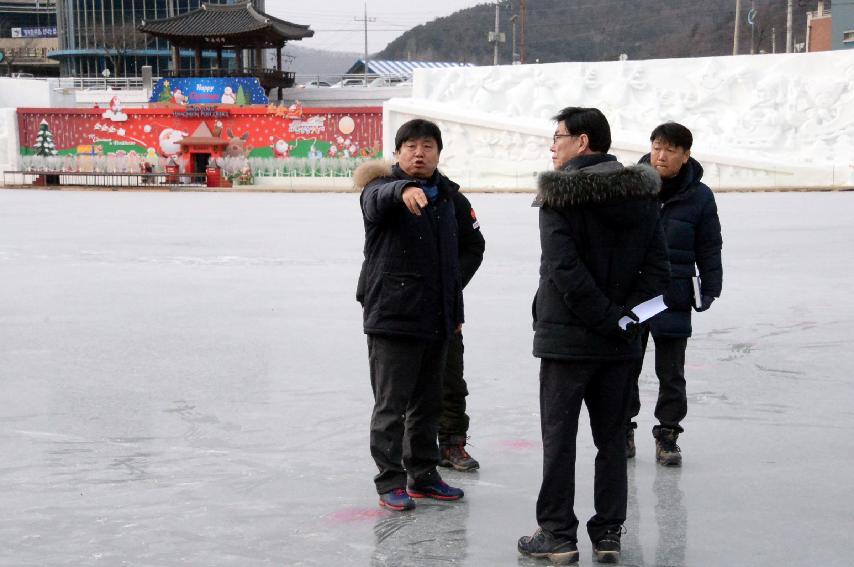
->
[387,51,854,189]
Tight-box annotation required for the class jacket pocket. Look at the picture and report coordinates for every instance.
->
[380,272,424,320]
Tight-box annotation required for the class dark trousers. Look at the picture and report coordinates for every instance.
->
[537,358,633,543]
[627,330,688,432]
[438,332,469,444]
[368,334,448,494]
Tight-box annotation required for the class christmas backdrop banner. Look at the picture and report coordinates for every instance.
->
[17,105,383,161]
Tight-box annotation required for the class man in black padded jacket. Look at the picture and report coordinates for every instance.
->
[518,107,670,565]
[354,119,468,512]
[626,122,723,467]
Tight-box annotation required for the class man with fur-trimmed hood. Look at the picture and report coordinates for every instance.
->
[354,119,482,512]
[518,107,670,565]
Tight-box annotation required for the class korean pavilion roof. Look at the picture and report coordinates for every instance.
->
[138,1,314,49]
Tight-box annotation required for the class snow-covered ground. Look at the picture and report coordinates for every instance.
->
[0,190,851,566]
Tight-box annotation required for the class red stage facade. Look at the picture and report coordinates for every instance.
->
[17,104,383,175]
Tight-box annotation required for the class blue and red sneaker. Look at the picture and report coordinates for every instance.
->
[407,480,464,500]
[379,488,415,511]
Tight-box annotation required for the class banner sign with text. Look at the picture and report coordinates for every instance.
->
[11,27,57,38]
[150,77,268,106]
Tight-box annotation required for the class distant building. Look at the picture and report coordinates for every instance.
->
[832,1,854,51]
[345,59,475,79]
[807,2,832,52]
[0,0,59,77]
[52,0,266,78]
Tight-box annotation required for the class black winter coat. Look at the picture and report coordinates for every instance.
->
[355,161,484,340]
[532,156,671,360]
[639,155,723,338]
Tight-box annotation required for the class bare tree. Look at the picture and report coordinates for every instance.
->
[86,23,153,77]
[0,38,42,77]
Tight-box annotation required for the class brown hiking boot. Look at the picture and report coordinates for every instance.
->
[592,526,623,563]
[439,441,480,471]
[654,426,682,467]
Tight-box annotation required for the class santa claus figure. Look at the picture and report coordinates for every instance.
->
[273,139,290,158]
[173,89,187,105]
[102,95,128,122]
[159,128,186,156]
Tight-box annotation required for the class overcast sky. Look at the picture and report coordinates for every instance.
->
[265,1,491,54]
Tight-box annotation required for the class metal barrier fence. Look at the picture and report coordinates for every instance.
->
[52,77,148,91]
[2,171,207,189]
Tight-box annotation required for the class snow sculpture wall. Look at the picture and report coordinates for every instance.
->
[384,51,854,189]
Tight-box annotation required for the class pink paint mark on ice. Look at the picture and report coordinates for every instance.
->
[498,439,539,451]
[327,507,387,524]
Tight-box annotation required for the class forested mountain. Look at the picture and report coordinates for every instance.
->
[282,46,360,75]
[377,0,827,64]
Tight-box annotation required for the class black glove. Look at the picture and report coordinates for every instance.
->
[694,295,715,312]
[619,309,642,342]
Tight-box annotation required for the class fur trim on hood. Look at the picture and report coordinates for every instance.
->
[353,160,394,190]
[537,164,661,208]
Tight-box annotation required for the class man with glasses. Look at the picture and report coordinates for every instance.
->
[518,107,670,564]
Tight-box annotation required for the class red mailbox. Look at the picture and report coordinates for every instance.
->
[206,166,221,188]
[165,164,179,184]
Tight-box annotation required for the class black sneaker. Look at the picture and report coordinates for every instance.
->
[518,527,579,565]
[592,526,623,563]
[440,442,480,471]
[654,426,682,467]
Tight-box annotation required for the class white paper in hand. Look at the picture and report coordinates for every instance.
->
[618,295,667,330]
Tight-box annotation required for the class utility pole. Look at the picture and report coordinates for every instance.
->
[355,2,376,86]
[786,0,793,53]
[493,4,500,65]
[749,0,756,55]
[772,26,776,53]
[733,0,741,55]
[520,0,527,63]
[510,15,518,64]
[487,2,505,66]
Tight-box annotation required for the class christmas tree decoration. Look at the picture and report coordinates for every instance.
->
[33,119,58,156]
[158,80,173,103]
[235,85,247,106]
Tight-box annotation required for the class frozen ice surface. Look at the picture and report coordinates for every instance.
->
[0,189,852,566]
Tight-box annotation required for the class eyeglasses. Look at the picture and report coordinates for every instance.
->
[552,133,577,144]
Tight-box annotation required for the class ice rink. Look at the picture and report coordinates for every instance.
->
[0,189,852,566]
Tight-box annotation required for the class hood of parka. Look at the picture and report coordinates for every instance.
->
[353,160,458,198]
[536,162,661,227]
[353,160,395,190]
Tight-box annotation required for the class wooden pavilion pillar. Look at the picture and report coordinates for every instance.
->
[254,48,262,72]
[194,47,202,75]
[276,46,283,102]
[236,48,243,72]
[171,45,180,72]
[216,48,223,70]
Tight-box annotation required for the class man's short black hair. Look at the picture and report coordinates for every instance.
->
[394,119,443,153]
[552,107,611,153]
[650,122,693,151]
